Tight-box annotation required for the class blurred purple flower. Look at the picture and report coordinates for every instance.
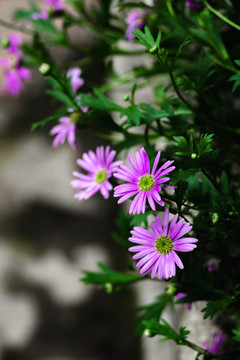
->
[31,10,49,21]
[0,57,31,96]
[67,95,88,114]
[6,33,22,56]
[125,10,144,42]
[176,292,192,310]
[186,0,201,8]
[113,147,175,214]
[203,332,225,357]
[128,209,198,280]
[71,146,122,200]
[67,67,84,93]
[50,116,77,149]
[44,0,64,11]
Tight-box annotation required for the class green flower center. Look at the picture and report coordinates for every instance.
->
[155,235,173,254]
[138,174,155,192]
[69,112,80,123]
[95,169,107,184]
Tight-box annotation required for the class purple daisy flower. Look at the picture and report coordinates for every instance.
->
[186,0,201,8]
[203,332,225,357]
[128,209,198,280]
[125,10,144,42]
[50,116,77,149]
[113,147,175,214]
[0,58,31,96]
[4,33,22,57]
[67,67,84,93]
[71,146,122,200]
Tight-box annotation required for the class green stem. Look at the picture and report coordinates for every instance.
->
[169,70,195,111]
[166,0,175,18]
[0,18,35,36]
[203,0,240,31]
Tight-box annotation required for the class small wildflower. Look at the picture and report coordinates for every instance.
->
[67,95,88,114]
[176,292,192,310]
[125,10,144,42]
[128,209,198,280]
[71,146,122,200]
[0,57,31,96]
[50,116,77,149]
[31,10,49,21]
[203,332,225,357]
[67,67,84,93]
[186,0,201,8]
[113,147,175,214]
[45,0,64,11]
[3,33,22,57]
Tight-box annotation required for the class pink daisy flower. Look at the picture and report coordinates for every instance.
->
[113,147,175,214]
[128,209,198,280]
[125,10,144,42]
[0,58,31,96]
[71,146,122,200]
[67,67,84,93]
[49,116,77,149]
[203,332,225,357]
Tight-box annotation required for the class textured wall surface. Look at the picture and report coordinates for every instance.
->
[0,1,217,360]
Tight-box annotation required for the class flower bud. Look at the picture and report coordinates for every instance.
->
[123,94,129,102]
[104,283,113,294]
[149,45,158,54]
[69,112,80,123]
[212,213,219,224]
[165,284,177,296]
[39,63,51,75]
[1,38,9,49]
[143,329,154,337]
[191,153,197,159]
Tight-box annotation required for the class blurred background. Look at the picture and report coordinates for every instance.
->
[0,1,217,359]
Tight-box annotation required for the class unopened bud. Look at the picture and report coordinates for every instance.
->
[143,329,154,337]
[1,38,9,49]
[149,45,158,54]
[39,62,51,75]
[69,112,80,123]
[104,283,113,294]
[123,94,129,102]
[165,284,177,296]
[212,213,219,224]
[191,153,197,159]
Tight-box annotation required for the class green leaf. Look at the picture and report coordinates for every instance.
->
[46,89,75,108]
[31,115,60,132]
[81,263,142,288]
[120,105,145,126]
[201,298,232,319]
[171,169,198,186]
[138,104,192,125]
[197,134,214,156]
[79,88,123,112]
[32,19,66,44]
[14,10,34,20]
[173,135,194,156]
[232,327,240,342]
[229,73,240,93]
[172,38,191,68]
[133,26,161,51]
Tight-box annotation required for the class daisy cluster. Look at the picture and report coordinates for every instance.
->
[70,146,198,281]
